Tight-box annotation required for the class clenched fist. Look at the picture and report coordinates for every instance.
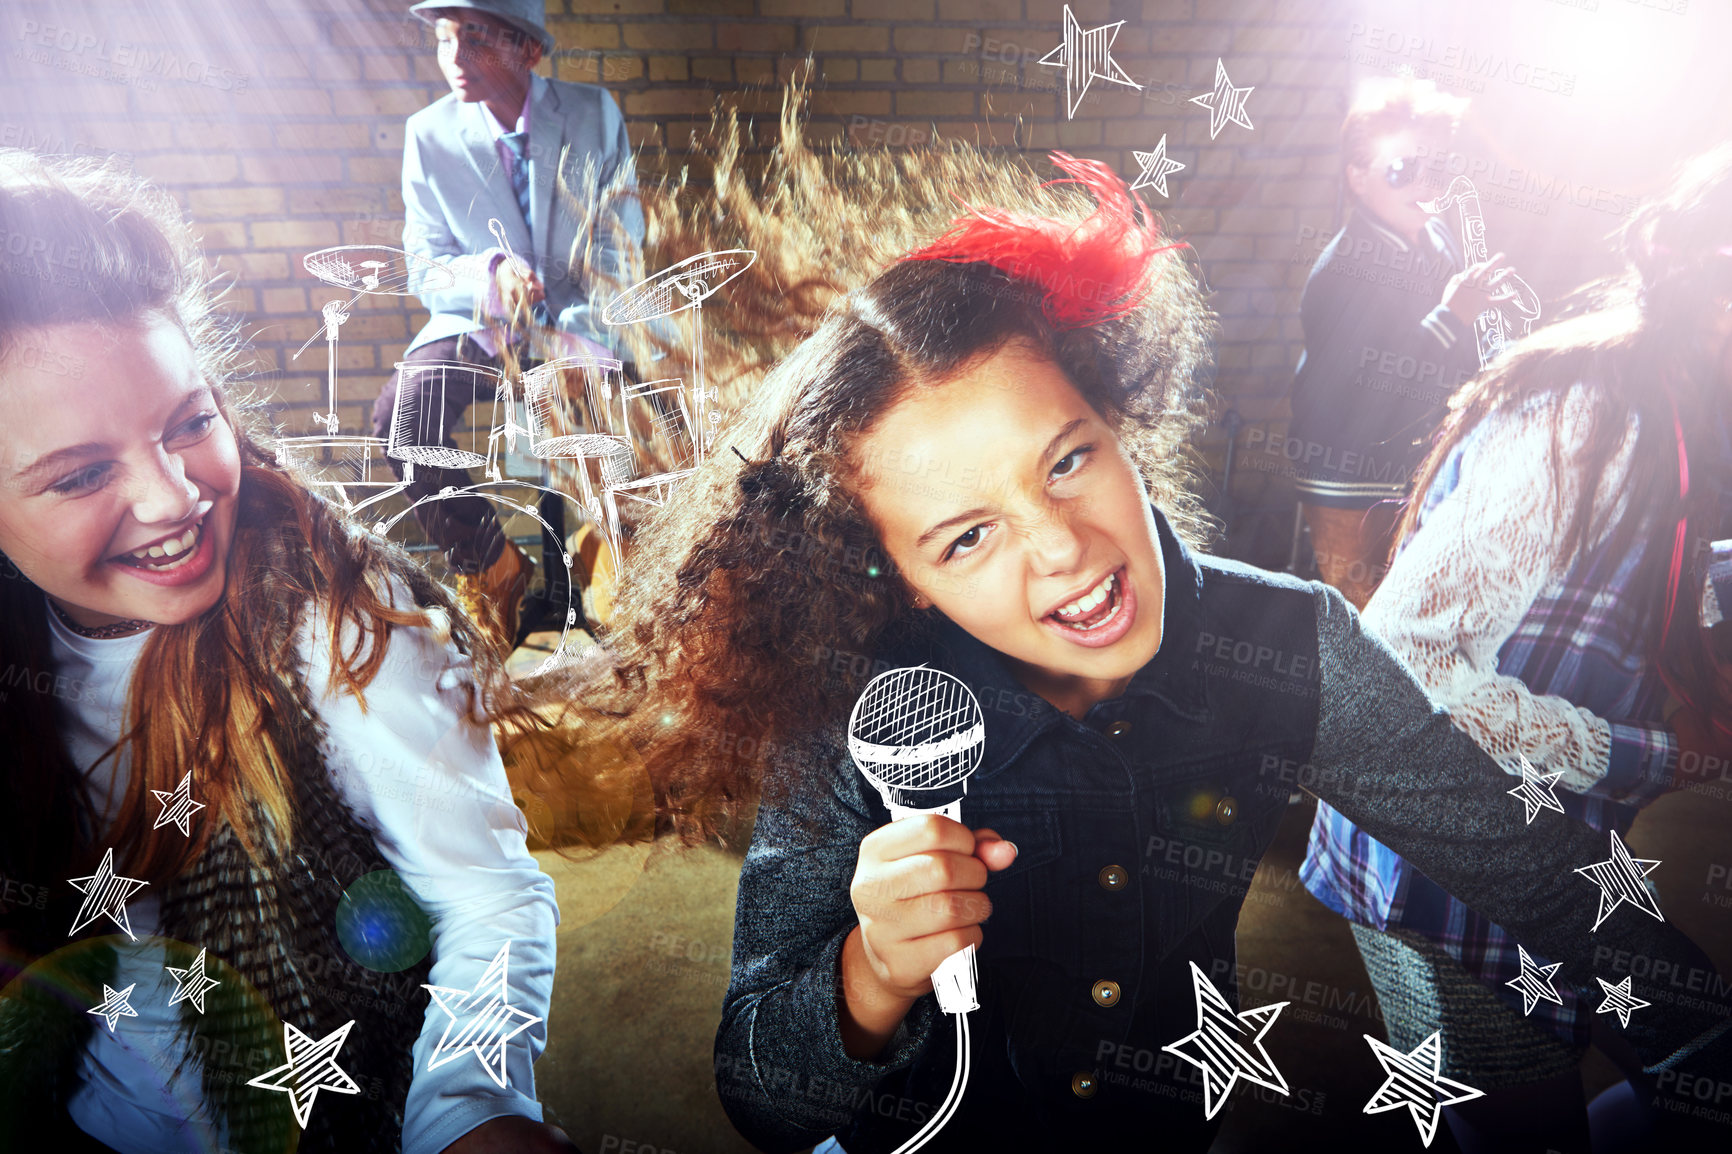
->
[838,815,1017,1058]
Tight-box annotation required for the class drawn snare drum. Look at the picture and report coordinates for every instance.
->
[275,434,394,488]
[519,355,629,462]
[385,359,506,470]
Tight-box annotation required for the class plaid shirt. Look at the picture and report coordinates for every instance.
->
[1302,394,1732,1044]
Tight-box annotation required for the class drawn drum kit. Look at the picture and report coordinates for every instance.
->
[271,241,758,670]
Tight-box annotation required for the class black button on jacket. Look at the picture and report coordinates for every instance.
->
[714,508,1732,1152]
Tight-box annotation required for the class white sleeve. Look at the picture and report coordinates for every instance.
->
[300,591,560,1154]
[1362,384,1638,793]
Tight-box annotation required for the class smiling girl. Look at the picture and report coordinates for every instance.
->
[577,117,1732,1150]
[0,153,570,1152]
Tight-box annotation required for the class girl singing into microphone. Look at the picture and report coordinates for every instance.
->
[575,107,1732,1151]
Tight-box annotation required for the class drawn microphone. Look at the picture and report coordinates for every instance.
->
[848,665,986,1153]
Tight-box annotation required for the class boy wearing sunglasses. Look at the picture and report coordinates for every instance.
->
[1287,77,1515,608]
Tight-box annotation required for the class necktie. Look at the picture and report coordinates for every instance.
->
[501,129,532,233]
[499,127,550,332]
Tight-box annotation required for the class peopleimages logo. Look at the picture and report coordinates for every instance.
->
[0,122,132,166]
[1413,146,1643,218]
[15,20,250,92]
[1344,22,1577,96]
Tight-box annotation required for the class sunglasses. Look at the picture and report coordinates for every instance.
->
[1382,156,1423,190]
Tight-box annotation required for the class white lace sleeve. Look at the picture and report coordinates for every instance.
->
[1362,383,1639,792]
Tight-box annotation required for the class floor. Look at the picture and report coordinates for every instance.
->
[510,604,1732,1153]
[385,450,1732,1148]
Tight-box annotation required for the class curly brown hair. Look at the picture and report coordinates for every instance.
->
[1340,76,1467,171]
[558,80,1217,843]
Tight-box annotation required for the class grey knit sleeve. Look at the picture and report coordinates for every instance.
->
[715,732,941,1153]
[1306,580,1732,1067]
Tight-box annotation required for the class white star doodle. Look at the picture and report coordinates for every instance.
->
[422,941,544,1089]
[166,947,223,1015]
[1130,135,1186,198]
[1506,755,1565,824]
[1574,829,1663,931]
[68,847,149,941]
[87,983,138,1033]
[1161,960,1290,1119]
[1189,58,1255,139]
[246,1019,362,1128]
[1595,976,1652,1028]
[1038,4,1142,120]
[151,770,206,837]
[1504,945,1564,1016]
[1363,1031,1485,1147]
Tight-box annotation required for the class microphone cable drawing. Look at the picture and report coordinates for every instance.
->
[847,665,987,1153]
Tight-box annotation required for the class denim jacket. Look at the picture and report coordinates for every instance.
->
[715,508,1732,1152]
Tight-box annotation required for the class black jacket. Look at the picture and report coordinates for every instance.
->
[715,508,1732,1151]
[1288,212,1481,508]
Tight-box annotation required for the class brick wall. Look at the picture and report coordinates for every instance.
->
[8,0,446,441]
[539,0,1352,556]
[4,0,1354,561]
[11,1,1727,565]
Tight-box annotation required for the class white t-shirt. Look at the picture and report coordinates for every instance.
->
[52,588,559,1154]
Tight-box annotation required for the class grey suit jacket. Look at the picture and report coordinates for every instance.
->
[401,73,642,353]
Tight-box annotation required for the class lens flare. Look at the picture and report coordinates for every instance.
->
[335,870,433,973]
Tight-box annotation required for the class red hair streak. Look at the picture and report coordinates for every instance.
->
[901,151,1187,331]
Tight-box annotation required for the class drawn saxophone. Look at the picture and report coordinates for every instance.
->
[1420,175,1542,369]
